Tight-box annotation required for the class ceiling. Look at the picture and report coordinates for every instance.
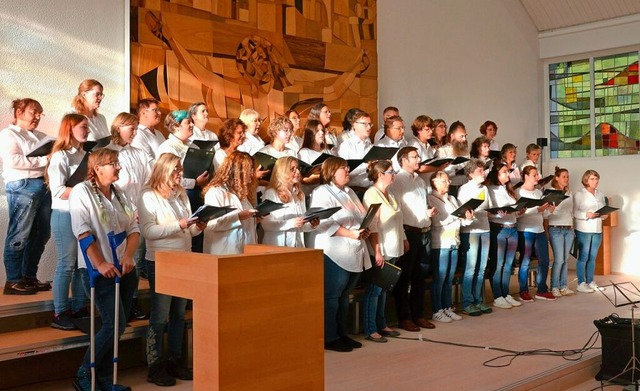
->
[520,0,640,32]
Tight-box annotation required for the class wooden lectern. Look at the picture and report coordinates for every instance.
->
[155,245,325,391]
[596,211,618,276]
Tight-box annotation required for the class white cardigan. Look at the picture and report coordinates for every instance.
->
[203,186,257,255]
[260,187,314,248]
[137,188,200,261]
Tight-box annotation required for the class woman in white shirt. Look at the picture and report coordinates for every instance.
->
[479,120,500,152]
[72,79,110,141]
[158,110,210,252]
[202,151,258,255]
[0,98,52,295]
[261,157,318,247]
[188,101,219,148]
[573,169,609,293]
[308,157,370,352]
[213,118,246,171]
[428,171,473,323]
[457,159,494,316]
[256,115,297,159]
[284,109,302,152]
[485,162,521,309]
[237,109,265,155]
[138,153,204,386]
[516,166,555,302]
[362,160,406,342]
[501,143,521,186]
[546,167,575,297]
[297,120,332,196]
[69,148,138,391]
[307,103,338,149]
[47,114,90,330]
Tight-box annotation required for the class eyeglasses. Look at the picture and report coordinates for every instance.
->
[339,166,350,173]
[26,110,45,118]
[102,161,121,168]
[145,108,161,114]
[86,91,105,98]
[355,122,373,128]
[392,126,405,130]
[279,128,293,134]
[407,155,420,160]
[173,166,184,173]
[384,170,398,176]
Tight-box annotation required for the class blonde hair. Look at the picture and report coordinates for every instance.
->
[202,151,257,204]
[267,115,293,140]
[239,109,260,125]
[146,153,185,199]
[72,79,103,115]
[581,169,600,187]
[87,148,118,184]
[267,156,304,203]
[110,112,139,145]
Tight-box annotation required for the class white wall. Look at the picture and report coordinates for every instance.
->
[0,1,128,282]
[377,0,541,152]
[539,17,640,275]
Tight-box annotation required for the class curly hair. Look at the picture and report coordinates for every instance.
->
[267,115,293,140]
[202,151,257,204]
[218,118,246,149]
[267,156,304,203]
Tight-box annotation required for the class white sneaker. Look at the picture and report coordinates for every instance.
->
[588,281,600,291]
[577,282,594,293]
[505,295,522,307]
[560,287,575,296]
[432,309,452,323]
[552,288,562,298]
[444,307,462,321]
[493,297,512,309]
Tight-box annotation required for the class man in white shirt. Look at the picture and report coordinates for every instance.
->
[437,120,469,196]
[336,111,374,191]
[389,146,437,331]
[375,115,407,171]
[131,99,166,161]
[373,106,399,142]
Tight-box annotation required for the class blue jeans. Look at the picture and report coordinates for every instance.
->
[323,255,360,343]
[430,246,458,312]
[518,231,550,293]
[146,260,188,366]
[394,230,430,321]
[3,178,51,282]
[51,209,88,314]
[575,231,602,284]
[490,224,517,298]
[363,257,397,335]
[79,268,137,379]
[460,232,490,308]
[549,227,574,289]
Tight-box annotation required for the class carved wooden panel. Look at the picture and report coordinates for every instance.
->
[130,0,378,133]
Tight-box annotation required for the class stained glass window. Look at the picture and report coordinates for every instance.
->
[549,51,639,159]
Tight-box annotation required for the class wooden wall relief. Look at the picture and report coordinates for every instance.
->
[130,0,378,134]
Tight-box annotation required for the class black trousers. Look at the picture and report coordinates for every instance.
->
[393,229,431,321]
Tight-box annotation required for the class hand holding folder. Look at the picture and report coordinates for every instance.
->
[189,205,236,222]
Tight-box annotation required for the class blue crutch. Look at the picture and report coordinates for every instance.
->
[79,231,127,391]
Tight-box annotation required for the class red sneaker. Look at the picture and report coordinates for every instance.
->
[535,291,557,301]
[519,291,534,303]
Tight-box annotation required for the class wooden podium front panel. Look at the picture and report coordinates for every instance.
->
[156,246,324,391]
[218,246,324,390]
[596,211,618,276]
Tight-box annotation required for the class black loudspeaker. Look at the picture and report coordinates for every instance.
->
[594,316,640,383]
[536,137,548,147]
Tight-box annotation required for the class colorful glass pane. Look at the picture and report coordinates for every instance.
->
[594,52,639,157]
[549,59,591,159]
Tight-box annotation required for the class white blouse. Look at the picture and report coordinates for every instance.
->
[457,181,492,233]
[336,136,373,188]
[131,125,166,161]
[516,187,546,233]
[0,124,48,182]
[47,147,87,211]
[157,134,198,189]
[573,187,606,233]
[308,183,371,272]
[237,132,265,156]
[86,113,110,141]
[190,126,220,151]
[260,187,313,248]
[106,142,152,209]
[487,185,517,226]
[428,192,463,249]
[203,186,257,255]
[138,188,199,261]
[69,181,139,268]
[546,189,574,227]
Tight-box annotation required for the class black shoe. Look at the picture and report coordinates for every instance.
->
[3,281,37,295]
[51,310,76,331]
[72,307,90,319]
[23,277,51,291]
[147,363,176,386]
[130,303,149,321]
[324,339,353,352]
[166,358,193,380]
[340,336,362,349]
